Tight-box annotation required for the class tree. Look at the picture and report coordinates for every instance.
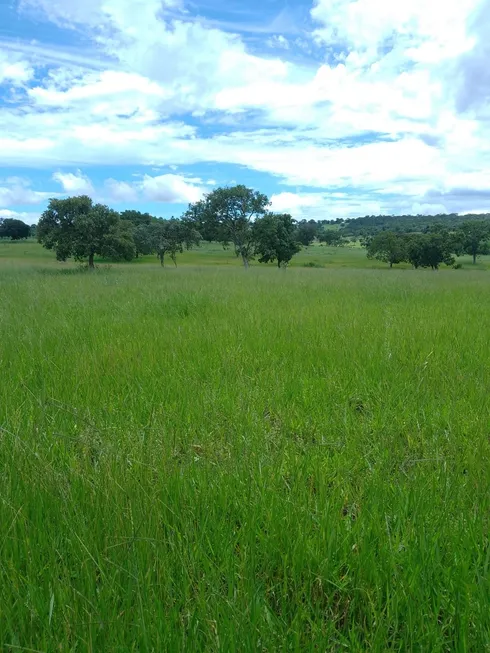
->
[37,196,135,268]
[296,220,318,247]
[455,221,490,264]
[253,213,301,268]
[120,210,154,257]
[406,233,455,270]
[318,229,348,246]
[187,185,270,268]
[146,219,201,267]
[0,218,30,240]
[366,231,407,267]
[183,200,219,243]
[120,210,153,227]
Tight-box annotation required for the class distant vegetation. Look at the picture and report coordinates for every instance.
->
[4,185,489,270]
[0,217,32,240]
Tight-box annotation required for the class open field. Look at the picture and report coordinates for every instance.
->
[3,238,490,270]
[1,250,490,650]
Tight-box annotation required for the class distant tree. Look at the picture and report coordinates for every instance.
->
[186,185,269,268]
[0,218,30,240]
[183,200,218,243]
[133,223,155,257]
[120,210,154,257]
[406,233,455,270]
[253,213,301,268]
[146,218,201,267]
[366,231,407,267]
[454,221,490,264]
[120,210,153,227]
[318,229,348,246]
[296,220,318,246]
[37,196,135,268]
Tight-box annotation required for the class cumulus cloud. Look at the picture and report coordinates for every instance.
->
[0,209,40,224]
[52,170,94,194]
[0,0,488,217]
[104,179,139,203]
[103,174,206,204]
[137,174,205,203]
[0,51,33,85]
[0,177,52,206]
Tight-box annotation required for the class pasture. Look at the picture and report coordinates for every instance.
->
[1,244,490,650]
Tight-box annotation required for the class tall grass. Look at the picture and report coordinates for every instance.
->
[1,263,490,650]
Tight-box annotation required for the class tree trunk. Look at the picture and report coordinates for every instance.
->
[88,252,95,269]
[159,252,164,267]
[473,252,477,264]
[241,254,249,269]
[389,261,393,268]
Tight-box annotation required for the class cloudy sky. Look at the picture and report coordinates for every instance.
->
[1,0,489,224]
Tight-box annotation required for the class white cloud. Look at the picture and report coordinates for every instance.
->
[103,173,206,204]
[0,209,40,224]
[1,0,488,218]
[104,179,139,203]
[52,170,94,194]
[0,51,33,85]
[137,174,205,203]
[0,177,52,206]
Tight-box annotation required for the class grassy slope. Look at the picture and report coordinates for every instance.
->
[1,251,490,650]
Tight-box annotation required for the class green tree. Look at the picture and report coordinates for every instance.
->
[146,219,201,267]
[296,220,318,247]
[0,218,30,240]
[318,229,348,246]
[406,233,455,270]
[455,221,490,264]
[120,210,154,257]
[253,213,301,268]
[37,196,135,268]
[183,200,219,243]
[187,185,269,268]
[366,231,407,268]
[120,210,153,227]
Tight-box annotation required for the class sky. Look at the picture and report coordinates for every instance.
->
[0,0,490,224]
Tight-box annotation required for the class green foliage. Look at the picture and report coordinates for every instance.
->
[186,185,270,267]
[339,212,490,237]
[406,232,455,270]
[366,231,407,267]
[119,209,153,227]
[318,228,348,246]
[0,217,31,240]
[454,220,490,264]
[142,218,201,266]
[253,213,301,267]
[295,219,319,246]
[37,196,135,267]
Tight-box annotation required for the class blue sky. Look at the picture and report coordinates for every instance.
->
[0,0,489,224]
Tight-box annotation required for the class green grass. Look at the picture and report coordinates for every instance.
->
[1,251,490,650]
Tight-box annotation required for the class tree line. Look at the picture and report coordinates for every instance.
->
[366,222,490,268]
[5,184,490,269]
[34,186,304,269]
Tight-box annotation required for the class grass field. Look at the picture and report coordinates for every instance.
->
[1,244,490,650]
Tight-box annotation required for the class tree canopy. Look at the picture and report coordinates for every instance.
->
[366,231,407,268]
[186,185,270,268]
[37,196,136,268]
[0,218,30,240]
[453,221,490,264]
[253,213,301,268]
